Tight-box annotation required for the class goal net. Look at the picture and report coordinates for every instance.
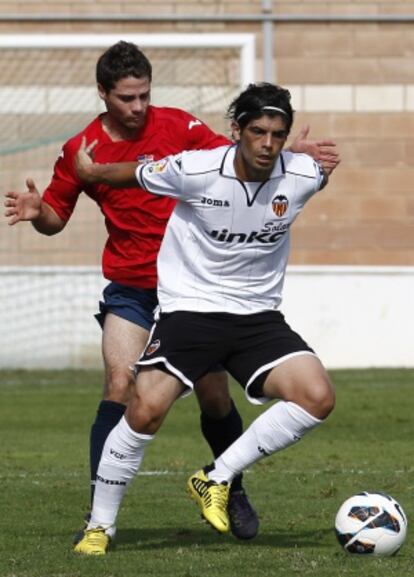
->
[0,33,255,368]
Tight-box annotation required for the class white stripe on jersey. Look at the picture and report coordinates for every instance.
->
[136,145,324,314]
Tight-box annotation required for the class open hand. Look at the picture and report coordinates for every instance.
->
[289,125,340,175]
[4,178,41,225]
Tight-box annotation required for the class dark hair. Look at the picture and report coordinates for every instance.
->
[96,41,152,92]
[227,82,294,133]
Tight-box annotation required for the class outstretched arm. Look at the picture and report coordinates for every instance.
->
[288,125,340,176]
[4,178,65,235]
[76,137,139,187]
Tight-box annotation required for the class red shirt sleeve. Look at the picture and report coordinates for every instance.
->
[42,137,84,222]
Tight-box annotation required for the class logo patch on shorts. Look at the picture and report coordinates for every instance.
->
[146,339,161,355]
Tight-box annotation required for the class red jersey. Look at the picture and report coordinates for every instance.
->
[43,106,230,288]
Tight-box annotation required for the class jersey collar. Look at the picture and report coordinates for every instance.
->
[97,107,155,142]
[220,144,286,180]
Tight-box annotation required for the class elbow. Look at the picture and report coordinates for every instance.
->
[31,221,65,236]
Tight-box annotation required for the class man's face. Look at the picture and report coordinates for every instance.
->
[233,114,289,181]
[98,75,151,133]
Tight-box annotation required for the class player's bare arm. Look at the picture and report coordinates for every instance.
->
[288,124,340,175]
[76,136,138,187]
[4,178,65,234]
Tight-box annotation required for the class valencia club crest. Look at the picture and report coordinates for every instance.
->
[272,195,288,217]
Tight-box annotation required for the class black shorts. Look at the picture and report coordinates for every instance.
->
[137,310,315,404]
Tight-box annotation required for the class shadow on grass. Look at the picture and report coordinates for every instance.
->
[114,525,332,551]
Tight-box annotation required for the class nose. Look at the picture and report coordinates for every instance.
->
[262,133,273,149]
[131,98,143,115]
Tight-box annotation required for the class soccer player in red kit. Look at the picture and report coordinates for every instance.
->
[5,41,260,542]
[4,42,339,544]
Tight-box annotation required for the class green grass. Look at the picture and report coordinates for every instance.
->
[0,369,413,577]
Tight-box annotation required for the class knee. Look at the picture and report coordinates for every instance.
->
[127,394,166,434]
[305,379,336,420]
[104,367,135,404]
[318,389,335,420]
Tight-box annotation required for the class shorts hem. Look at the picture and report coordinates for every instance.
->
[245,350,317,405]
[136,357,194,398]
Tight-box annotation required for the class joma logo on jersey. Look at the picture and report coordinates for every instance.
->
[210,227,288,244]
[201,196,230,207]
[272,195,289,217]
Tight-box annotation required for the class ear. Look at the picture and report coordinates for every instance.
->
[231,121,241,143]
[97,84,107,101]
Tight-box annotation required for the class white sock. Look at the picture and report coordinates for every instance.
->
[208,401,321,484]
[89,416,153,530]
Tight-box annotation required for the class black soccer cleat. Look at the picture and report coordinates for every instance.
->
[228,489,259,540]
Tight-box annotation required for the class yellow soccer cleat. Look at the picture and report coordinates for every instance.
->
[73,527,110,555]
[187,469,230,533]
[73,511,91,545]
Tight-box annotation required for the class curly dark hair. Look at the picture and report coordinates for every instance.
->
[227,82,294,133]
[96,41,152,92]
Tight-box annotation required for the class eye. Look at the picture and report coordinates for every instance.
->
[273,130,288,139]
[119,95,135,103]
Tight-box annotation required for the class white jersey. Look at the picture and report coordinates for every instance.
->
[136,144,324,314]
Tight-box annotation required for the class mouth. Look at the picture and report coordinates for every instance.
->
[256,155,273,166]
[127,114,144,124]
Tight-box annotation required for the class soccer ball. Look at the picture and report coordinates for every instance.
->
[335,492,408,556]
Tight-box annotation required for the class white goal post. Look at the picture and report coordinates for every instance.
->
[0,33,255,160]
[0,33,256,87]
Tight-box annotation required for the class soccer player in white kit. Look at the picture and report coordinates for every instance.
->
[74,82,336,555]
